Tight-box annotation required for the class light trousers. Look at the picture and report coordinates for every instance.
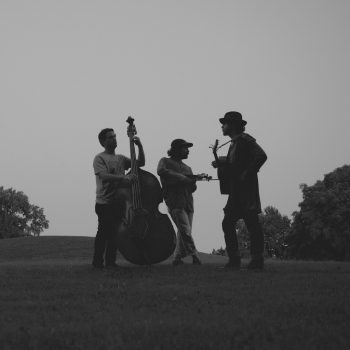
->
[170,208,197,259]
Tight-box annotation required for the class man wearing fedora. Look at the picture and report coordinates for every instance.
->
[212,111,267,269]
[157,139,202,266]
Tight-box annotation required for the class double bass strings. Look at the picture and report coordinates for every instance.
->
[130,138,142,210]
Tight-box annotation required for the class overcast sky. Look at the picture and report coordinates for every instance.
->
[1,0,350,253]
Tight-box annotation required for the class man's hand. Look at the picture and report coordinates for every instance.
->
[180,175,196,184]
[211,160,218,168]
[122,174,138,186]
[132,136,142,146]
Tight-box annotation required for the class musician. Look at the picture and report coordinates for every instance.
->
[212,112,267,269]
[92,128,145,269]
[157,139,202,265]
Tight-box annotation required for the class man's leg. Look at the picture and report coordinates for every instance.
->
[186,211,201,264]
[105,203,122,267]
[170,209,196,264]
[222,211,241,267]
[93,203,108,268]
[244,211,264,269]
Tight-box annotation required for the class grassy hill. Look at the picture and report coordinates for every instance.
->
[0,236,227,265]
[0,236,94,263]
[1,236,350,350]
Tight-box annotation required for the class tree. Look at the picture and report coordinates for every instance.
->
[211,247,226,256]
[260,206,291,258]
[286,165,350,261]
[214,206,291,258]
[0,187,49,238]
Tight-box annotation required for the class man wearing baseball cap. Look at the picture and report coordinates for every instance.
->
[157,139,202,265]
[213,111,267,270]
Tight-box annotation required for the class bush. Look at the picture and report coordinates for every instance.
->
[287,165,350,261]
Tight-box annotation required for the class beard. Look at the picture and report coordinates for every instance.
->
[180,152,189,159]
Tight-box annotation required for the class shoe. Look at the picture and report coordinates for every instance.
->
[247,257,264,270]
[172,259,184,266]
[224,256,241,269]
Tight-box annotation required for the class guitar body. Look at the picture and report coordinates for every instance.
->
[217,156,230,195]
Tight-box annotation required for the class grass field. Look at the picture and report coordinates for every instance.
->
[1,237,350,350]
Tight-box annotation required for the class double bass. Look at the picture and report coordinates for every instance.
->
[117,117,176,265]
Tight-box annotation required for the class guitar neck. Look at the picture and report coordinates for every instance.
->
[213,149,220,163]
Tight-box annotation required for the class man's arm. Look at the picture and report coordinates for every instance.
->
[97,172,134,185]
[242,142,267,180]
[123,137,145,170]
[133,136,145,167]
[94,155,134,185]
[136,143,145,167]
[157,158,194,185]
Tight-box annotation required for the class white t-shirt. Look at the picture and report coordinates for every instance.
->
[93,152,131,204]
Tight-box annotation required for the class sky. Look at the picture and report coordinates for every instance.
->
[1,0,350,253]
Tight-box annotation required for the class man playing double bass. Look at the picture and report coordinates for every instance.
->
[157,139,202,266]
[212,112,267,270]
[92,128,145,269]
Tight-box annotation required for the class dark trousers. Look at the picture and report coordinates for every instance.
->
[222,209,264,259]
[93,203,123,266]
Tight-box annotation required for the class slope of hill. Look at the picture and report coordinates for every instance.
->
[0,236,227,265]
[0,236,93,263]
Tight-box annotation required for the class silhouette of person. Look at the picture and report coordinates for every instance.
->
[212,112,267,269]
[157,139,201,265]
[92,128,144,269]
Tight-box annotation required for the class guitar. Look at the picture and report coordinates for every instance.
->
[186,173,214,181]
[211,139,230,194]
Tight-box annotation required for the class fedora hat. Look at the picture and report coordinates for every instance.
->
[219,111,247,126]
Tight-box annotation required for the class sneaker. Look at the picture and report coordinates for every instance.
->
[247,257,264,270]
[172,259,184,266]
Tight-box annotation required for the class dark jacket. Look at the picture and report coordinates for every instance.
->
[224,133,267,216]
